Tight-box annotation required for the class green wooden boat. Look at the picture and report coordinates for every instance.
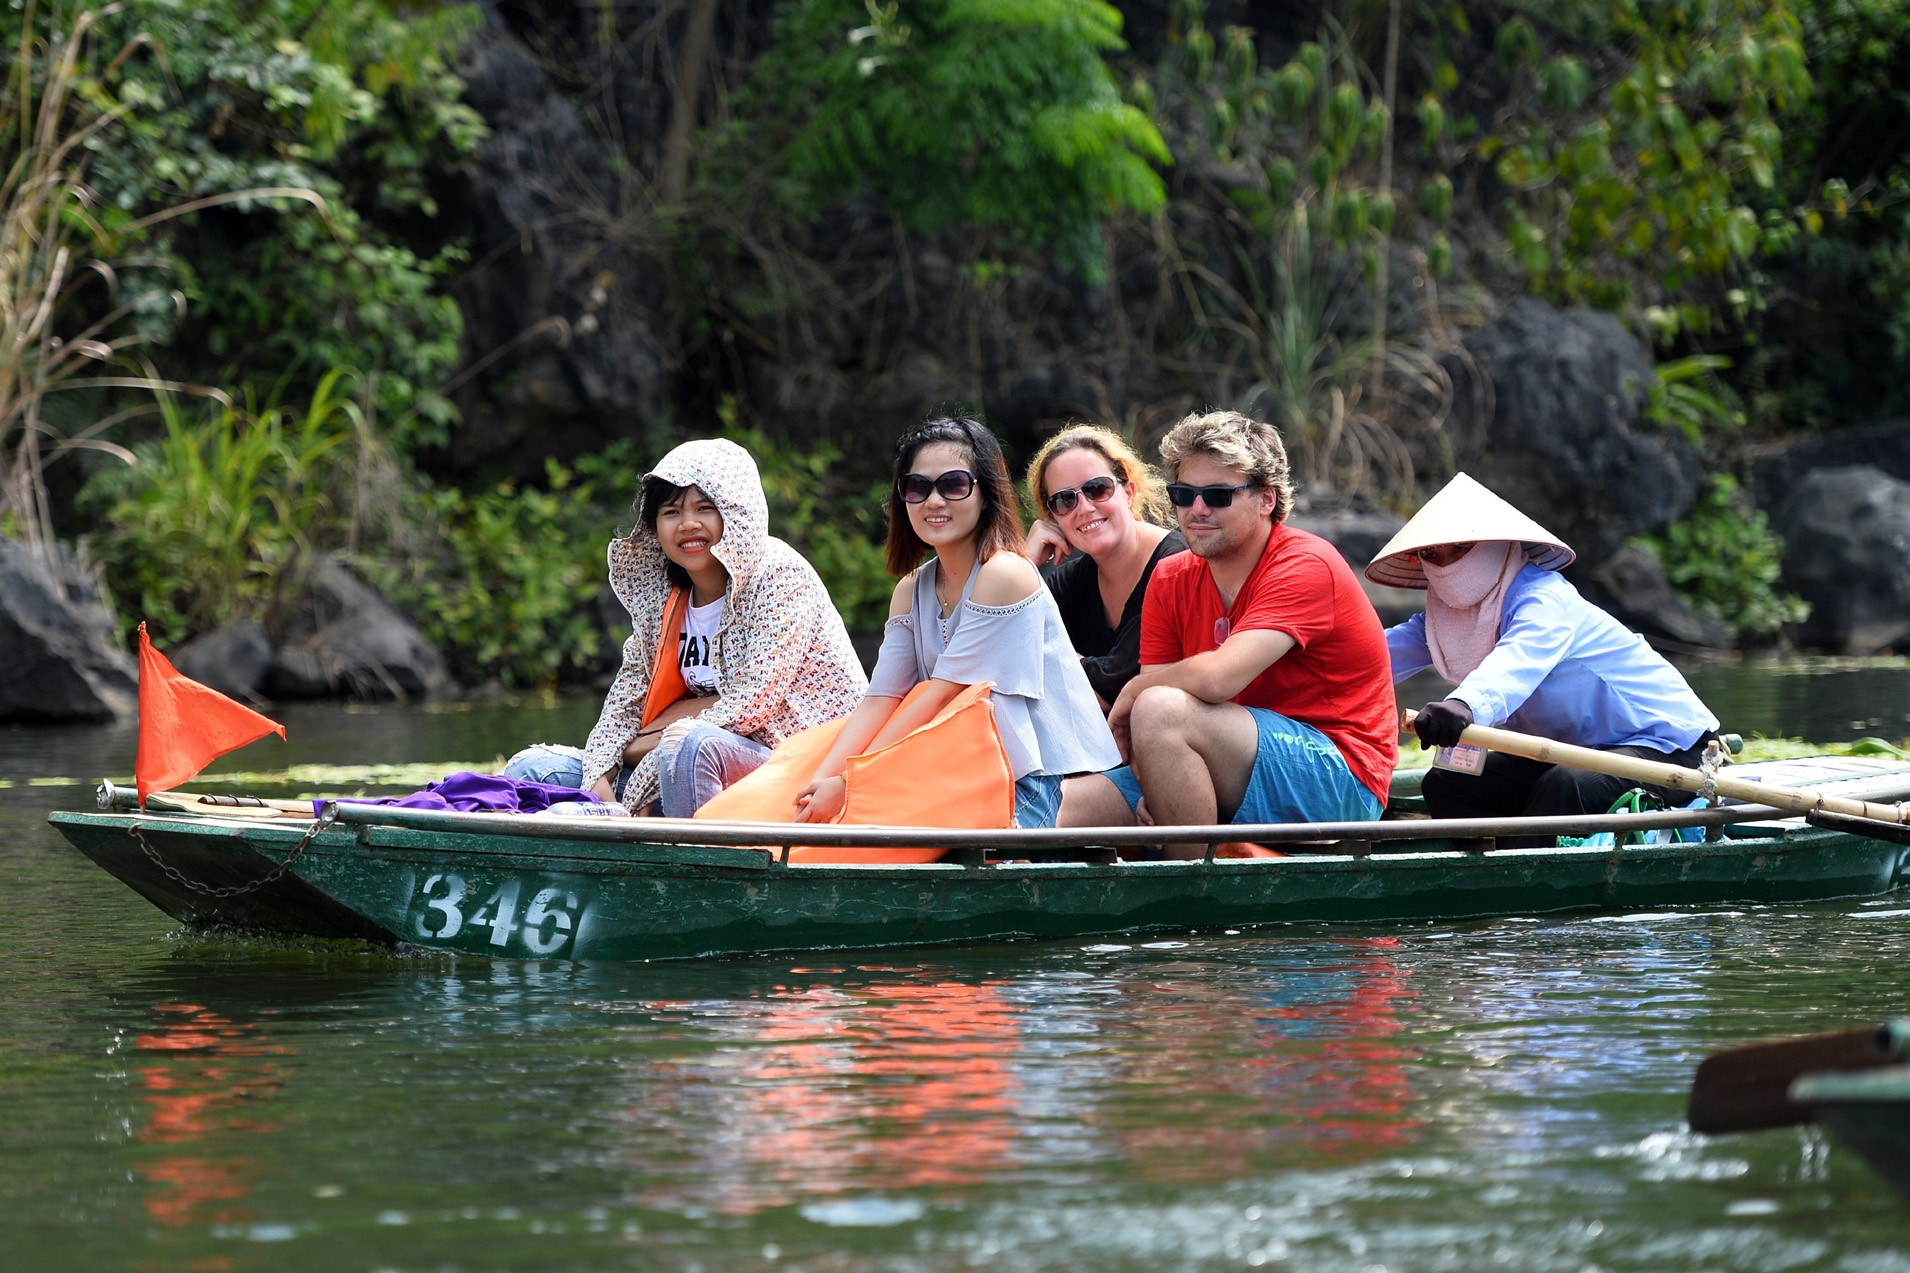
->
[45,756,1910,961]
[1791,1066,1910,1199]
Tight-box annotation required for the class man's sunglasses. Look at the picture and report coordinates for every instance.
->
[1044,475,1121,516]
[899,469,976,504]
[1166,482,1258,509]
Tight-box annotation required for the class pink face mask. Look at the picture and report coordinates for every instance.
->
[1421,541,1524,683]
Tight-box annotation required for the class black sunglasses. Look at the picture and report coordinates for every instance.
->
[1044,475,1121,516]
[1166,482,1258,509]
[899,469,976,504]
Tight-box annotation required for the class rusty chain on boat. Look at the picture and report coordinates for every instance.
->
[127,806,337,899]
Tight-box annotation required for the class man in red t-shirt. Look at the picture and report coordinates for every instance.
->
[1060,411,1397,853]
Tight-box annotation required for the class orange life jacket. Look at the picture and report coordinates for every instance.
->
[639,587,690,729]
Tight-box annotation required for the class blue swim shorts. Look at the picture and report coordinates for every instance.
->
[1104,707,1382,825]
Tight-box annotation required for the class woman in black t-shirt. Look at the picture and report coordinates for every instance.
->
[1023,425,1186,708]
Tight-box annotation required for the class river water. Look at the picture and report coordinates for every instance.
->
[4,663,1910,1272]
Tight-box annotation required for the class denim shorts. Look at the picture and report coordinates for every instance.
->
[1104,707,1381,825]
[1013,773,1064,828]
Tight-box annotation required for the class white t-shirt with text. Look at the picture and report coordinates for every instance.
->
[679,595,724,694]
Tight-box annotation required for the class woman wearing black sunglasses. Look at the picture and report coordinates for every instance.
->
[792,416,1120,828]
[1023,425,1186,708]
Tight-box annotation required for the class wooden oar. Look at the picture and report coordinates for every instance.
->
[1402,709,1910,829]
[1688,1021,1910,1133]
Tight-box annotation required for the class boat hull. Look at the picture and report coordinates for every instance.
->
[49,810,1910,960]
[1792,1068,1910,1200]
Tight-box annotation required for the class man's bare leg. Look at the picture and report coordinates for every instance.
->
[1057,773,1138,829]
[1128,687,1261,858]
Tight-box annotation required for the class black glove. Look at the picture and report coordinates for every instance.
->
[1413,699,1474,749]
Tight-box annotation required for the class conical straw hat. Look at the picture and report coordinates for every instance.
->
[1364,472,1575,590]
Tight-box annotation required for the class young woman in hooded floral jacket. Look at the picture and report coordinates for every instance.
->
[505,438,867,815]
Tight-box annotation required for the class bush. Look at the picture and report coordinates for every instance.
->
[1643,475,1810,642]
[727,0,1170,280]
[80,372,367,647]
[365,450,641,688]
[1476,0,1810,332]
[69,0,485,439]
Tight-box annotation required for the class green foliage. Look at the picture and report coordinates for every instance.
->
[1643,355,1745,443]
[1717,0,1910,429]
[368,449,641,688]
[80,362,638,687]
[1471,0,1811,332]
[734,0,1171,280]
[61,0,485,438]
[0,2,247,558]
[1645,475,1810,642]
[80,372,366,647]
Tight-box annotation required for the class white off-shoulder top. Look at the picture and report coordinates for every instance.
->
[866,557,1121,781]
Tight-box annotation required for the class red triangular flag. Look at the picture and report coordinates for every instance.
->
[135,622,286,805]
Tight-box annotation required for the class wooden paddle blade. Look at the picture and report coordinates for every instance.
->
[1688,1022,1909,1133]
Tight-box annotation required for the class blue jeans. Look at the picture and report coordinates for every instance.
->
[503,743,641,804]
[505,726,772,817]
[1013,774,1064,828]
[1104,707,1382,824]
[654,722,771,818]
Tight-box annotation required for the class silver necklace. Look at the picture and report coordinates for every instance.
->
[935,570,959,641]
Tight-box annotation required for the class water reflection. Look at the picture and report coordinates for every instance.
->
[598,942,1421,1213]
[131,1002,287,1231]
[1102,939,1419,1179]
[620,977,1025,1212]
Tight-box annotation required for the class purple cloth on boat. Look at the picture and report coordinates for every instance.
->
[316,771,603,817]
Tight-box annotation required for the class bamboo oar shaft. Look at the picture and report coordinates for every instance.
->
[1405,710,1910,826]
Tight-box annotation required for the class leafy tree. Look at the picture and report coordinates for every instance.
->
[1478,0,1811,334]
[58,0,486,438]
[729,0,1171,280]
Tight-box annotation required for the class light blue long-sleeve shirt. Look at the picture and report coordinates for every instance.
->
[1387,565,1718,753]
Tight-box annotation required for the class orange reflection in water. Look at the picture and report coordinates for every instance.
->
[131,1003,287,1229]
[1108,939,1420,1180]
[634,978,1022,1212]
[626,944,1421,1209]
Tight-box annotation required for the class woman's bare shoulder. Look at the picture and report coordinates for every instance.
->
[972,552,1043,606]
[888,571,918,619]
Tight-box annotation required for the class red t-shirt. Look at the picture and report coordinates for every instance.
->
[1139,522,1398,803]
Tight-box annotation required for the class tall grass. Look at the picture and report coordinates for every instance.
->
[1240,205,1450,503]
[0,2,323,584]
[80,371,371,645]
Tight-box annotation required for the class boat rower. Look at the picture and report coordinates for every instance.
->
[1367,473,1721,845]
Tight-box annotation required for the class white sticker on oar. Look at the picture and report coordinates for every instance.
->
[1431,743,1487,775]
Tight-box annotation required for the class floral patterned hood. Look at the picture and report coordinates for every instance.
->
[607,437,769,615]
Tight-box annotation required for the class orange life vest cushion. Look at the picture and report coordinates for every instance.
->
[694,680,1015,863]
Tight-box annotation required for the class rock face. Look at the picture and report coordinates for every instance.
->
[0,537,137,722]
[1445,298,1702,563]
[1746,419,1910,511]
[1774,465,1910,654]
[266,557,455,700]
[171,618,275,704]
[443,15,675,472]
[1582,543,1732,651]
